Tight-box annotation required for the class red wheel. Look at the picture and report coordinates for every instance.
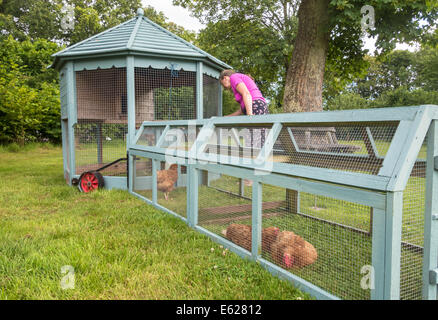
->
[78,171,104,193]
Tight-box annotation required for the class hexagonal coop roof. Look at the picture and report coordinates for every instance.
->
[52,8,231,71]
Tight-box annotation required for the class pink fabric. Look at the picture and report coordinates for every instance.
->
[229,73,266,110]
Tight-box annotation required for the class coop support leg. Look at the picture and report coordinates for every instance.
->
[383,191,403,300]
[187,166,199,228]
[422,120,438,300]
[152,159,158,204]
[286,189,299,214]
[371,206,385,300]
[251,181,262,259]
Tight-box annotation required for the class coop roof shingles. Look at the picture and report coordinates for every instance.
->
[52,14,230,70]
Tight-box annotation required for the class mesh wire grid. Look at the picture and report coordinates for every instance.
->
[133,156,153,200]
[261,183,373,300]
[198,171,253,248]
[400,137,427,300]
[203,74,220,119]
[136,126,166,147]
[160,125,202,152]
[204,126,272,160]
[134,67,196,122]
[271,123,399,175]
[75,67,128,177]
[156,160,187,218]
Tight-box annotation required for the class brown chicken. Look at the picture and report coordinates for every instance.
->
[157,163,178,200]
[271,231,317,269]
[221,224,280,253]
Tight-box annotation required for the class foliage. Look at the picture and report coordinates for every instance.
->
[179,0,438,111]
[0,37,61,145]
[325,47,438,110]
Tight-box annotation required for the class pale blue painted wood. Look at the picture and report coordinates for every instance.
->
[193,162,386,210]
[256,122,282,163]
[383,191,403,300]
[126,56,136,149]
[422,120,438,300]
[371,206,386,300]
[152,159,158,204]
[251,181,262,259]
[134,56,197,72]
[382,108,432,191]
[156,125,170,148]
[73,57,126,71]
[187,166,199,228]
[196,62,203,120]
[365,127,380,158]
[257,258,340,300]
[66,61,76,182]
[203,64,220,79]
[218,82,223,117]
[101,176,128,190]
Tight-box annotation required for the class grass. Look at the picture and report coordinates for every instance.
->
[0,144,309,300]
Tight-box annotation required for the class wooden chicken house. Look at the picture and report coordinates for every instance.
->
[52,8,230,190]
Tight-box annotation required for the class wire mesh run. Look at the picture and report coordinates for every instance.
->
[156,161,187,218]
[160,125,202,152]
[261,183,373,300]
[75,67,128,177]
[204,126,272,160]
[270,123,399,175]
[135,67,196,123]
[203,74,220,119]
[198,171,253,250]
[133,156,153,200]
[400,137,427,300]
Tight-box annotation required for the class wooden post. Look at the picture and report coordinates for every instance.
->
[422,120,438,300]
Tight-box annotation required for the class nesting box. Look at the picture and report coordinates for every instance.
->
[52,8,230,188]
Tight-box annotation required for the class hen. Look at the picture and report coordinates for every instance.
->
[271,231,317,269]
[221,224,280,253]
[157,163,178,200]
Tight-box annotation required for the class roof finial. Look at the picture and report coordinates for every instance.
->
[137,8,144,16]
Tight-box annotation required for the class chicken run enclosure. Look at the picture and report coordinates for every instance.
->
[127,106,438,300]
[53,9,438,302]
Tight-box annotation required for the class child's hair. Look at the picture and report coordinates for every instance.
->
[220,69,254,81]
[219,69,236,80]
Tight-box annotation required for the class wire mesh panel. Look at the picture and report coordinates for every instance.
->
[133,156,153,200]
[270,123,399,175]
[203,74,220,119]
[400,137,427,300]
[134,67,196,123]
[136,126,167,147]
[156,161,187,218]
[198,171,253,250]
[75,67,128,177]
[204,126,272,160]
[261,183,373,300]
[160,125,202,152]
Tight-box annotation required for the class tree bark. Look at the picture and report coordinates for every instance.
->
[283,0,331,113]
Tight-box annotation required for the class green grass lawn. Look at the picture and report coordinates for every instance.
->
[0,144,308,300]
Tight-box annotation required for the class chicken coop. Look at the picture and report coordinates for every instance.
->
[129,105,438,300]
[52,8,230,190]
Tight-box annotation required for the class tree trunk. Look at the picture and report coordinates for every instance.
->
[283,0,331,113]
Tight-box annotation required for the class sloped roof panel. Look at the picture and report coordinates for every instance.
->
[52,10,231,70]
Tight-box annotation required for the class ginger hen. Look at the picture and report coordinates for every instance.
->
[157,163,178,200]
[271,231,317,269]
[221,224,280,253]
